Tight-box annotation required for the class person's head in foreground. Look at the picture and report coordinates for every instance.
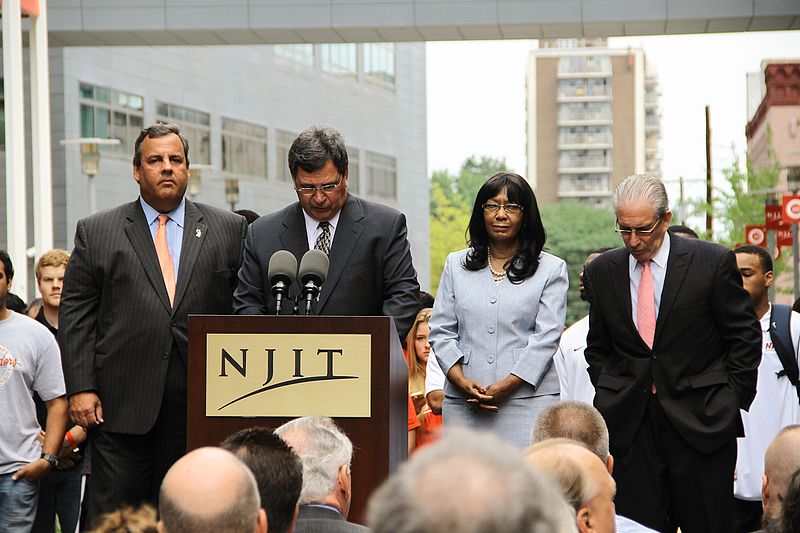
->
[762,425,800,530]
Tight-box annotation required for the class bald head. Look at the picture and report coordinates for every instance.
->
[159,447,265,533]
[763,425,800,520]
[526,439,617,533]
[531,401,610,463]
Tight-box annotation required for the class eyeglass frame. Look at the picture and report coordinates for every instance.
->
[294,175,345,196]
[482,202,524,215]
[614,216,663,236]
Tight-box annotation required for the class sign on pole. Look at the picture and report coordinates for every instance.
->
[745,225,767,247]
[781,194,800,225]
[778,225,793,248]
[766,204,783,230]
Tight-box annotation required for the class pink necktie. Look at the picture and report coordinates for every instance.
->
[637,260,655,349]
[155,215,176,306]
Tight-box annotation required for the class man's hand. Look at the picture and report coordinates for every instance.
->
[12,458,52,483]
[69,392,104,428]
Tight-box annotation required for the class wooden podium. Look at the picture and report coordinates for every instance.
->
[187,315,408,524]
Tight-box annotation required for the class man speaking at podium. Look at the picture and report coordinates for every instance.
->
[234,126,419,340]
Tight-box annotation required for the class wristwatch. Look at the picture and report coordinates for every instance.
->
[40,453,58,469]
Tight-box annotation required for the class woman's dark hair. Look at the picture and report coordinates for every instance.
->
[463,172,546,283]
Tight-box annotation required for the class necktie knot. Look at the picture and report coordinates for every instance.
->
[158,214,169,227]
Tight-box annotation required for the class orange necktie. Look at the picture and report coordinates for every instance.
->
[155,215,176,306]
[637,260,656,349]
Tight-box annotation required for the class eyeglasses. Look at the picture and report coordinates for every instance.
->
[482,203,523,215]
[294,176,344,196]
[614,217,662,236]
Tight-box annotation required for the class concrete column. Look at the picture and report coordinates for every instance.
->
[2,0,29,298]
[30,0,55,260]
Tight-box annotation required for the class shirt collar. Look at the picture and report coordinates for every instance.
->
[302,207,341,232]
[628,230,671,273]
[140,196,186,228]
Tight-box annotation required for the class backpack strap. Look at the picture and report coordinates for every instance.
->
[769,304,800,404]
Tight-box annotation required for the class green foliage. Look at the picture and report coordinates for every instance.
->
[539,202,620,325]
[429,156,509,293]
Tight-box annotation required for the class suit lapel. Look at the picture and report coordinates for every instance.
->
[609,251,636,334]
[173,200,207,314]
[317,196,363,312]
[653,236,692,347]
[124,200,172,312]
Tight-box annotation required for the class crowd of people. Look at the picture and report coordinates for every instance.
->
[1,120,799,533]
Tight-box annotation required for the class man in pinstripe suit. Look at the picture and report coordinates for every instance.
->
[583,174,761,533]
[59,122,247,526]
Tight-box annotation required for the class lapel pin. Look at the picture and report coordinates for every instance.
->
[196,229,202,238]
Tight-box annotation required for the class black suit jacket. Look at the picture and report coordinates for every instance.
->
[233,194,420,340]
[59,199,247,434]
[583,235,761,455]
[293,505,369,533]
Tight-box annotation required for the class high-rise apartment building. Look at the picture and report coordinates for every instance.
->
[526,38,661,207]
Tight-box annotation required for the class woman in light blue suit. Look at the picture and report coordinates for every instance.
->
[429,172,568,448]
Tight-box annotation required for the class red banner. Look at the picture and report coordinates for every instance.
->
[766,204,783,230]
[782,194,800,225]
[745,225,767,247]
[778,225,793,247]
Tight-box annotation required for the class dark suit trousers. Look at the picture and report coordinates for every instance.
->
[85,342,187,528]
[613,393,736,533]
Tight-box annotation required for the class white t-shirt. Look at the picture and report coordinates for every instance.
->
[425,347,445,394]
[0,311,65,474]
[734,304,800,500]
[553,315,595,404]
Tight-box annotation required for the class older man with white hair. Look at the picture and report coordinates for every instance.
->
[275,417,366,533]
[158,447,267,533]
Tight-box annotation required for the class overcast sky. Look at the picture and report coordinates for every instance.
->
[426,30,800,208]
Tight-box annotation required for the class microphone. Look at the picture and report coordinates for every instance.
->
[297,249,329,316]
[268,250,297,315]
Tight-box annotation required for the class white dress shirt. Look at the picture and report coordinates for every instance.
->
[302,209,341,251]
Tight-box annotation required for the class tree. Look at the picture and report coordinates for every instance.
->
[429,156,509,293]
[539,202,620,325]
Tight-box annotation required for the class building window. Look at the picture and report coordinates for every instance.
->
[364,43,395,86]
[222,118,267,179]
[156,102,211,165]
[79,82,144,156]
[559,149,611,169]
[559,126,611,145]
[366,151,396,198]
[559,173,610,192]
[276,130,296,182]
[274,45,315,67]
[558,78,610,98]
[347,146,360,194]
[321,44,357,77]
[558,102,611,122]
[558,55,612,75]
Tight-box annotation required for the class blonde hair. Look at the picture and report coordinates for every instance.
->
[406,308,432,393]
[89,504,158,533]
[35,249,69,280]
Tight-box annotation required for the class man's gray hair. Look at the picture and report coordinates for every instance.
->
[133,121,190,168]
[612,174,669,218]
[531,400,610,461]
[288,125,348,180]
[274,416,353,505]
[367,428,575,533]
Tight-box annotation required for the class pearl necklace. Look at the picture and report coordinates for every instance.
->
[488,247,511,281]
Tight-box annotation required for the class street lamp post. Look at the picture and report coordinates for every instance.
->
[60,138,121,215]
[225,178,240,211]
